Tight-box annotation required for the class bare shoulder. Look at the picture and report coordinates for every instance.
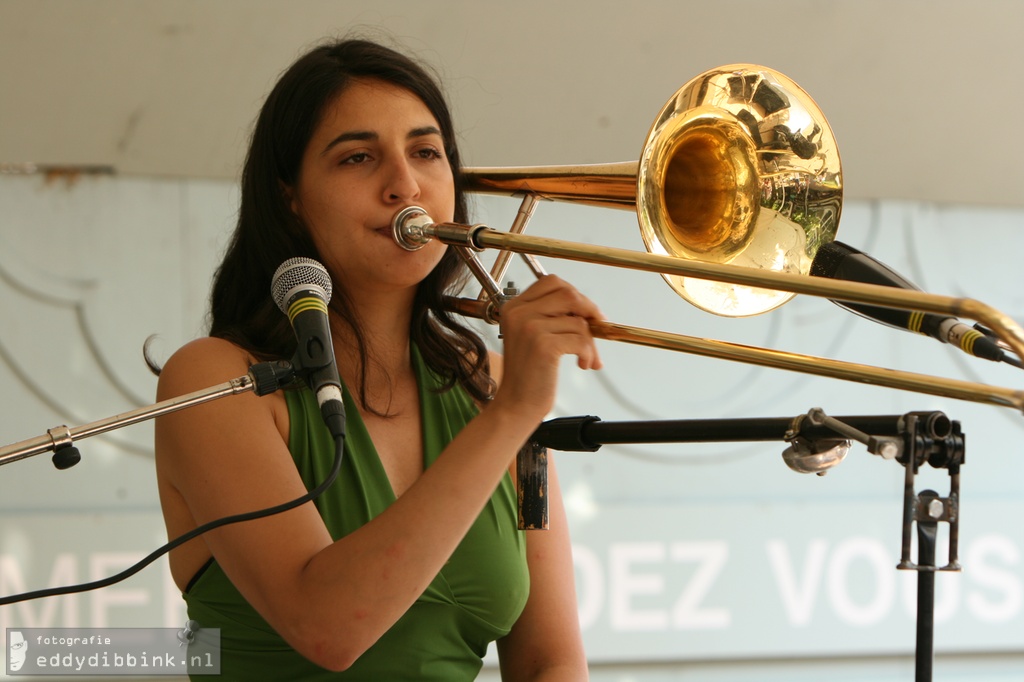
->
[155,337,290,479]
[156,337,255,400]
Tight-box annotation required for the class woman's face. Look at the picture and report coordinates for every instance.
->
[288,77,455,299]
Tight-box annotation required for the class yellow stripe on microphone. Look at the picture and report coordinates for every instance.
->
[287,296,328,323]
[908,310,926,334]
[960,329,983,356]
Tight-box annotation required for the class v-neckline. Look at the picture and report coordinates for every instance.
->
[340,345,431,504]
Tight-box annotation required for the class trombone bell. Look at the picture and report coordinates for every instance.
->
[464,64,843,317]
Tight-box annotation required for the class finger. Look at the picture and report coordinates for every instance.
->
[543,316,603,370]
[508,315,603,370]
[506,279,605,322]
[510,274,566,303]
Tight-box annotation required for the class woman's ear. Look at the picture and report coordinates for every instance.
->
[280,180,299,215]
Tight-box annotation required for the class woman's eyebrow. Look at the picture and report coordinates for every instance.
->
[409,125,443,139]
[320,126,443,157]
[321,130,376,156]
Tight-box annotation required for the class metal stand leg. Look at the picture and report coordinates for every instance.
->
[915,490,939,682]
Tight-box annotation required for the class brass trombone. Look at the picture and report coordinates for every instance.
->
[392,64,1024,413]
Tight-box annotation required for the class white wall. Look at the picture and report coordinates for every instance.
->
[2,0,1024,207]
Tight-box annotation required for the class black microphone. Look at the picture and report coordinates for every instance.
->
[271,257,346,438]
[810,241,1009,364]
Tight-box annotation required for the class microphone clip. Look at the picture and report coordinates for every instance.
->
[248,360,297,396]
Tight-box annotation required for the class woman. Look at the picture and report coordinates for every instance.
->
[155,38,601,680]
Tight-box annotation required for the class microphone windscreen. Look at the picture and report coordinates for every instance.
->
[271,258,333,312]
[810,241,919,291]
[809,241,856,279]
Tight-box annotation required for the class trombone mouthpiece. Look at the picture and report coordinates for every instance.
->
[391,206,434,251]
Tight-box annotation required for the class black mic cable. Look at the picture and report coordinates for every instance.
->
[811,241,1019,368]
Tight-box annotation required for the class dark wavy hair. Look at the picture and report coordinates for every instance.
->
[208,38,493,411]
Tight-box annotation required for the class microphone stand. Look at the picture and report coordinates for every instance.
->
[520,408,964,682]
[0,361,295,469]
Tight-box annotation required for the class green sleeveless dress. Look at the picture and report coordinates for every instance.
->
[183,348,530,680]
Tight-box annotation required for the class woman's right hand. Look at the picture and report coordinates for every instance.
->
[490,275,604,423]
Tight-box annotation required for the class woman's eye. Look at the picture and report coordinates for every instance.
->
[415,147,444,160]
[340,152,370,165]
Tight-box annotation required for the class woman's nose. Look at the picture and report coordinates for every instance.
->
[383,157,420,203]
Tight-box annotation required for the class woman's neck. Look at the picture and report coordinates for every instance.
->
[330,285,418,413]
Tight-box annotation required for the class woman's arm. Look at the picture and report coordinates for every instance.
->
[156,275,601,672]
[496,459,588,681]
